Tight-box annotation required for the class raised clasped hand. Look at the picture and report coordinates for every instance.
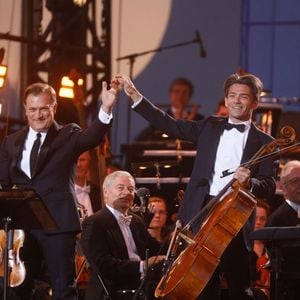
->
[111,74,142,102]
[100,81,119,114]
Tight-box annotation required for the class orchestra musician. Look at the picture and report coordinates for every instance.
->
[147,196,169,243]
[113,73,276,300]
[266,160,300,299]
[75,150,101,218]
[135,77,204,141]
[80,170,165,300]
[0,81,118,299]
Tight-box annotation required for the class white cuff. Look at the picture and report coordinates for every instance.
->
[98,107,113,124]
[131,96,143,108]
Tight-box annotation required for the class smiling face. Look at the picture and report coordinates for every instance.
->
[24,92,57,132]
[104,174,136,214]
[225,83,258,123]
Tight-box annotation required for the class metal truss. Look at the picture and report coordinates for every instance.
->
[0,0,111,111]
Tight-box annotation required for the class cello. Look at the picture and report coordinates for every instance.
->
[155,126,298,299]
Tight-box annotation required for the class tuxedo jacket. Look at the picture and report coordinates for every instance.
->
[81,207,161,299]
[267,201,300,227]
[166,108,205,121]
[134,108,204,141]
[134,98,276,248]
[266,201,300,273]
[0,119,110,233]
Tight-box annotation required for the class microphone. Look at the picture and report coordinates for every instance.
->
[136,187,150,211]
[135,187,154,226]
[195,30,207,58]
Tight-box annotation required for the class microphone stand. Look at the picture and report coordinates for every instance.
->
[116,34,204,144]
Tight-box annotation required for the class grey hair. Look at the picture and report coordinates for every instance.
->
[103,170,135,189]
[280,160,300,184]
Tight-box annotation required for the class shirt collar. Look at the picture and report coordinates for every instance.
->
[106,204,129,220]
[28,127,47,140]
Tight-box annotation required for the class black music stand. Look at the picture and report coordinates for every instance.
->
[250,226,300,300]
[0,188,58,300]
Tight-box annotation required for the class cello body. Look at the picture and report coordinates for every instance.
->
[155,187,256,299]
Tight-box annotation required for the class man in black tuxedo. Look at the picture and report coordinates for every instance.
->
[81,170,165,300]
[0,81,118,299]
[113,73,276,299]
[266,160,300,299]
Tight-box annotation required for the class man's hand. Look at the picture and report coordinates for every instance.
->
[234,166,251,189]
[145,255,166,268]
[101,81,118,114]
[111,74,143,102]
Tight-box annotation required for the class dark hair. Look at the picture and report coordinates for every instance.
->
[169,77,194,97]
[24,83,57,104]
[256,198,270,217]
[223,73,263,100]
[148,196,168,213]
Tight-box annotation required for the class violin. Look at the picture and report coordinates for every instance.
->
[0,229,26,287]
[155,126,298,299]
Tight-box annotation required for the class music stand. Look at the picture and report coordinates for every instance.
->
[0,188,58,300]
[251,226,300,300]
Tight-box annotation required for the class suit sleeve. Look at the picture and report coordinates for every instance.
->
[249,134,277,200]
[133,98,201,143]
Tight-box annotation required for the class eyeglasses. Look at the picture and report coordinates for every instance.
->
[26,104,55,115]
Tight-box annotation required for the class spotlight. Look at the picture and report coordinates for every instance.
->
[73,0,87,7]
[58,75,83,99]
[0,48,7,88]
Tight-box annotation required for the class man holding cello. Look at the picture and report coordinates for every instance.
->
[113,73,276,299]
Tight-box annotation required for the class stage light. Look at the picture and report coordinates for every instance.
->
[73,0,87,7]
[0,48,7,88]
[58,75,83,99]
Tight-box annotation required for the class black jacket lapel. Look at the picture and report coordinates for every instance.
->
[11,127,29,171]
[241,123,261,164]
[33,121,62,177]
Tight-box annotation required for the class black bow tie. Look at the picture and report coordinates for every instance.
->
[224,123,245,133]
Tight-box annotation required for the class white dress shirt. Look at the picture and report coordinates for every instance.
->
[75,183,93,217]
[106,205,141,262]
[209,119,251,196]
[20,128,47,178]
